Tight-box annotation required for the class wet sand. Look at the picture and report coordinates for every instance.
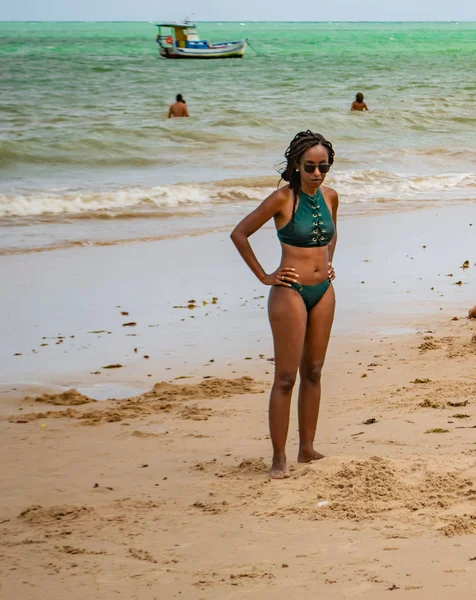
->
[1,203,474,392]
[1,203,475,598]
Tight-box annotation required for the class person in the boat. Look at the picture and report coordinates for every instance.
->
[351,92,369,111]
[469,305,476,318]
[231,131,338,479]
[168,94,189,118]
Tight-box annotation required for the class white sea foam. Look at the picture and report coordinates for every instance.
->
[1,171,475,220]
[0,185,213,218]
[332,171,476,203]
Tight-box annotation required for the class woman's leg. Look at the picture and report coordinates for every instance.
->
[297,284,335,462]
[268,286,307,478]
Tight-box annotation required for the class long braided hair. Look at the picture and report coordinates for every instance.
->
[279,130,335,228]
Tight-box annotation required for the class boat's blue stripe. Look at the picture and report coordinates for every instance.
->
[175,45,245,56]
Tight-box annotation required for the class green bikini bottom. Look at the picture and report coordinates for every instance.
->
[290,279,331,311]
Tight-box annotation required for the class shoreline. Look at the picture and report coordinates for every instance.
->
[1,197,475,257]
[2,170,475,255]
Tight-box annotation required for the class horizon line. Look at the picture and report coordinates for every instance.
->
[1,19,475,23]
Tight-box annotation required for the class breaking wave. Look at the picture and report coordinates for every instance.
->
[1,170,475,221]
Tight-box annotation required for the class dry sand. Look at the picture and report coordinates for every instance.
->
[1,204,475,598]
[1,314,476,599]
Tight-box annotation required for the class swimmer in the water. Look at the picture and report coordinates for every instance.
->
[168,94,189,118]
[350,92,369,112]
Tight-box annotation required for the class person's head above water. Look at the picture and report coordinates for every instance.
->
[176,94,185,103]
[355,92,364,103]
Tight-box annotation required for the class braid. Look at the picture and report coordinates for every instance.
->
[278,131,335,228]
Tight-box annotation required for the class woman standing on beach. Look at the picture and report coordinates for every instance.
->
[231,131,338,479]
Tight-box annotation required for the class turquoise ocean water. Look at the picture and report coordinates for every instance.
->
[0,21,475,253]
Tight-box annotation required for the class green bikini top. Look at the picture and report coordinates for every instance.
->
[277,188,335,248]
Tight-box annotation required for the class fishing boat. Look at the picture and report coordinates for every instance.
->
[155,21,247,59]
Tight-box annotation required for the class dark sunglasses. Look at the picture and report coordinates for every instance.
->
[302,162,331,174]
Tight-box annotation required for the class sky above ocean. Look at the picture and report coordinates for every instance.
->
[1,0,476,22]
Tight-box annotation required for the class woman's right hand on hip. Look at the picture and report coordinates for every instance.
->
[262,267,299,287]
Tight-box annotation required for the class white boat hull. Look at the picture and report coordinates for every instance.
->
[159,40,246,59]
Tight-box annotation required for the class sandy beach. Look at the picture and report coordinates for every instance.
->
[1,203,475,599]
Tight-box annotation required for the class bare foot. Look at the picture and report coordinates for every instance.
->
[297,448,325,463]
[270,455,290,479]
[468,305,476,319]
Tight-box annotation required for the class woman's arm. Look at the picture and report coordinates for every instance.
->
[230,187,298,287]
[327,188,339,263]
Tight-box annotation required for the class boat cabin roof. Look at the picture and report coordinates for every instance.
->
[155,22,197,30]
